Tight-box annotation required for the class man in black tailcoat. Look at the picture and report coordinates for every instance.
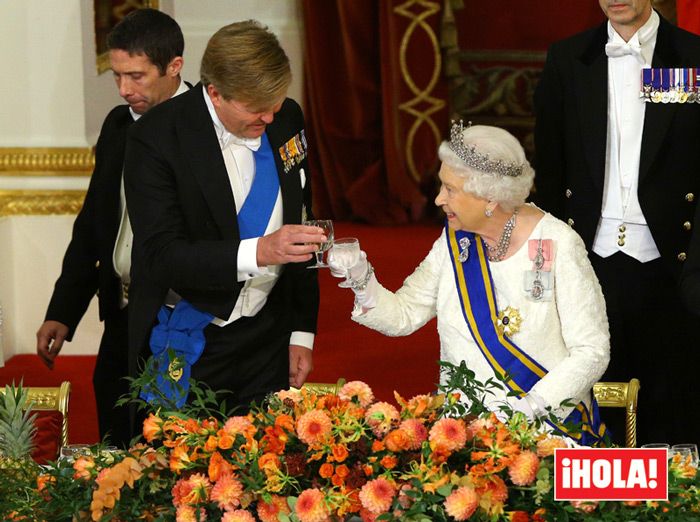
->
[124,21,323,415]
[37,9,187,448]
[534,0,700,445]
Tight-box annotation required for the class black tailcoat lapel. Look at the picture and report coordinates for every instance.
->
[574,22,609,194]
[177,85,240,240]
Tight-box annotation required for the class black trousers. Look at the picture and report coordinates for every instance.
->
[591,252,699,446]
[191,293,290,413]
[93,306,132,448]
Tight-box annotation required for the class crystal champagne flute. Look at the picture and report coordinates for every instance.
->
[304,219,334,268]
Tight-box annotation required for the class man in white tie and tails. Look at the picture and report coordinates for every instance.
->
[534,0,700,445]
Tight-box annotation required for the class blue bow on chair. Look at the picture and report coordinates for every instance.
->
[140,300,213,408]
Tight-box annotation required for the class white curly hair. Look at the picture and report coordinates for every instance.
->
[438,124,535,209]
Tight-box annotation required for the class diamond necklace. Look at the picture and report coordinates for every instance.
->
[486,207,519,262]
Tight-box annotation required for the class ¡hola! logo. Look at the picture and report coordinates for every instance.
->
[554,448,668,501]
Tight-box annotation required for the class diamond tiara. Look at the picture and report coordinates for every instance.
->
[448,120,524,177]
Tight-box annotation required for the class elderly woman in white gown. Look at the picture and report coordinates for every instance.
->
[329,123,610,445]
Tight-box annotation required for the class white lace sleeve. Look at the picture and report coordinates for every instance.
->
[530,223,611,409]
[351,234,444,337]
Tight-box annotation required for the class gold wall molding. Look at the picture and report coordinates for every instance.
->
[0,190,86,216]
[0,147,94,176]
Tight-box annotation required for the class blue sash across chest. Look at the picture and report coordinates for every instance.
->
[237,132,279,239]
[445,224,605,445]
[142,133,280,407]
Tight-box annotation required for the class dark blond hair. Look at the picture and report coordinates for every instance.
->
[200,20,291,107]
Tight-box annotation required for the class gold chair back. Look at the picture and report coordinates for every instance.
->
[26,382,71,449]
[593,378,640,448]
[301,379,346,395]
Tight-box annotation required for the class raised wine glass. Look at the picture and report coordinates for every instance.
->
[330,237,361,287]
[304,219,334,268]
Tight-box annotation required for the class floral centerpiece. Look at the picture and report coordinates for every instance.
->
[1,361,699,521]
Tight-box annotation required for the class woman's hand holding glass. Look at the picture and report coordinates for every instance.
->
[328,238,368,288]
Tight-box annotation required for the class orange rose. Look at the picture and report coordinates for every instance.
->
[331,444,349,463]
[380,455,398,469]
[319,462,335,479]
[218,434,234,450]
[258,452,281,472]
[384,429,411,453]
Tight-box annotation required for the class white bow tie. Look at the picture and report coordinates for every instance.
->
[605,41,643,60]
[221,133,261,151]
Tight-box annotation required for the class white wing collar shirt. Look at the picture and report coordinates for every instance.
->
[593,10,660,262]
[203,87,314,350]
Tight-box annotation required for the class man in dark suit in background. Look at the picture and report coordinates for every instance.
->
[534,0,700,445]
[36,9,187,447]
[124,20,324,413]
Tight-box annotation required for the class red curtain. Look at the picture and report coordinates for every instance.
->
[302,1,448,224]
[677,0,700,35]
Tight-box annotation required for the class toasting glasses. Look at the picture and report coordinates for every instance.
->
[304,219,334,268]
[330,237,361,287]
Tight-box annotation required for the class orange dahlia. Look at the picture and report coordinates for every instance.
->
[174,505,205,522]
[295,488,330,522]
[444,486,479,520]
[429,418,467,452]
[210,472,244,511]
[399,419,428,450]
[223,416,254,437]
[257,494,291,521]
[359,477,396,514]
[296,410,333,445]
[365,402,399,437]
[221,510,256,522]
[181,473,211,505]
[536,436,568,457]
[508,450,540,486]
[171,478,193,507]
[339,380,375,407]
[570,500,599,513]
[475,474,508,514]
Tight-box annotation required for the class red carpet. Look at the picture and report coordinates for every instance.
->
[0,222,442,444]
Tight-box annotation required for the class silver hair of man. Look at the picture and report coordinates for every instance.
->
[438,125,535,210]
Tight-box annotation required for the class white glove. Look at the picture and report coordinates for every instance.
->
[509,392,547,420]
[327,248,369,282]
